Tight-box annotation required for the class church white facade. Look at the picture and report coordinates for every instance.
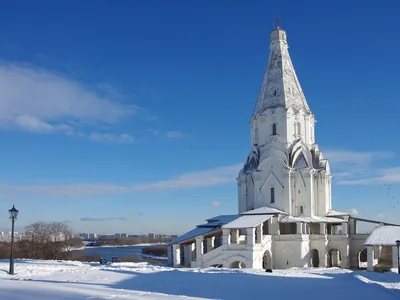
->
[167,24,398,271]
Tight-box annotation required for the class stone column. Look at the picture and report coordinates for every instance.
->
[237,177,247,213]
[296,222,302,234]
[342,222,348,235]
[272,217,280,235]
[172,244,180,267]
[190,243,196,261]
[283,169,293,214]
[367,246,374,272]
[319,223,326,235]
[392,246,399,270]
[231,229,239,244]
[349,218,357,234]
[195,236,204,267]
[167,245,173,266]
[253,172,262,207]
[183,245,191,266]
[207,236,215,251]
[256,224,263,243]
[222,229,231,245]
[246,228,255,246]
[319,251,327,268]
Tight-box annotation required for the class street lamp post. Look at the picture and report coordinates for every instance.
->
[396,240,400,275]
[8,205,19,275]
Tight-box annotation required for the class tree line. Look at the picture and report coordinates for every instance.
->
[0,221,173,261]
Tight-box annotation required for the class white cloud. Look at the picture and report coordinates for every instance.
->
[324,149,397,185]
[337,167,400,185]
[0,163,242,199]
[0,63,142,139]
[164,131,188,139]
[211,201,221,207]
[325,150,394,166]
[89,132,135,144]
[132,164,242,190]
[348,208,359,216]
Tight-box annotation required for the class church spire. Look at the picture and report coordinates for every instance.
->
[252,24,310,117]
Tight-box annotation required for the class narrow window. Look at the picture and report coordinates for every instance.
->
[300,206,304,214]
[270,187,275,203]
[255,128,259,142]
[272,123,277,135]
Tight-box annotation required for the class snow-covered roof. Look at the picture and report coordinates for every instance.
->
[280,216,307,223]
[364,226,400,246]
[312,216,346,223]
[205,215,239,224]
[222,215,273,229]
[241,206,286,215]
[326,210,350,217]
[169,215,240,245]
[280,216,346,223]
[169,227,217,245]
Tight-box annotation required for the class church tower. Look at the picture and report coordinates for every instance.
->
[237,24,332,217]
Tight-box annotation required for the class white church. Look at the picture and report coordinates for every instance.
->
[168,24,400,271]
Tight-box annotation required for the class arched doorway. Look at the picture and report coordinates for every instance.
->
[328,249,342,267]
[262,250,272,269]
[230,261,246,269]
[358,248,367,269]
[310,249,319,267]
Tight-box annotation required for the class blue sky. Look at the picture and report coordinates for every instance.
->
[0,0,399,235]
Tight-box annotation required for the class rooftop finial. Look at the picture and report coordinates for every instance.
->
[275,12,280,29]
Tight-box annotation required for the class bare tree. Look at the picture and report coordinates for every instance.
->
[25,221,80,259]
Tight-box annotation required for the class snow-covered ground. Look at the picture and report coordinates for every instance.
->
[0,259,399,299]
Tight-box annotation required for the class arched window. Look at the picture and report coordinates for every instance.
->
[300,205,304,214]
[255,128,259,142]
[270,187,275,203]
[272,123,277,135]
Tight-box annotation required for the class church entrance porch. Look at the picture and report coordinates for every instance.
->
[328,249,342,267]
[262,250,272,269]
[357,248,367,269]
[310,249,320,267]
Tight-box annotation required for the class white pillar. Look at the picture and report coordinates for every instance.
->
[342,222,348,235]
[367,246,374,272]
[272,218,280,235]
[207,236,215,251]
[190,242,195,261]
[320,223,326,235]
[172,244,180,267]
[231,229,239,244]
[256,224,262,243]
[296,222,302,234]
[253,173,262,208]
[246,228,255,246]
[392,246,399,270]
[195,236,204,267]
[222,229,230,245]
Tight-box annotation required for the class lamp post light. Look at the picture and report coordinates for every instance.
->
[8,205,19,275]
[396,240,400,275]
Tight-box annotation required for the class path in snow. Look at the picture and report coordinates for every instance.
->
[0,260,399,299]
